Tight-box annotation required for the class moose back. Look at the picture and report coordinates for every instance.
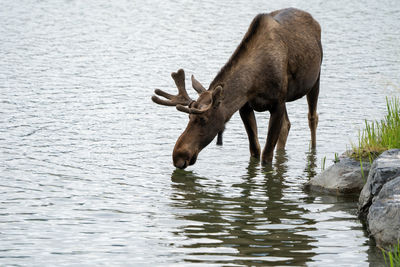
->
[152,8,323,169]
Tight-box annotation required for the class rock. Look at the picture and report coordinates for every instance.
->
[307,149,400,247]
[367,176,400,248]
[358,149,400,220]
[307,154,371,194]
[357,149,400,248]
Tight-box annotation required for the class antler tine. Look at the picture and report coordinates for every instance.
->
[191,75,206,94]
[152,69,194,107]
[171,69,190,100]
[176,104,207,114]
[151,94,177,106]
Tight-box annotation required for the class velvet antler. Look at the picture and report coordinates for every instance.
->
[176,86,223,114]
[191,75,206,94]
[152,69,194,107]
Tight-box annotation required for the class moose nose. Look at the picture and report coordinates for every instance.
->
[174,158,188,169]
[173,150,190,169]
[173,148,197,169]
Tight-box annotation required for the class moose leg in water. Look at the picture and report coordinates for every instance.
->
[277,108,291,150]
[216,131,223,146]
[239,102,261,158]
[262,102,286,163]
[307,74,320,148]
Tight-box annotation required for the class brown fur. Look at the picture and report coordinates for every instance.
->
[153,8,323,169]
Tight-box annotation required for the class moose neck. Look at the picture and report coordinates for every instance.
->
[211,67,254,122]
[207,13,268,122]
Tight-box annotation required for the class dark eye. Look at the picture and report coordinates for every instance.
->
[198,116,208,125]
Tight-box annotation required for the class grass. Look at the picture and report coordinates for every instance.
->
[359,155,365,180]
[321,156,326,172]
[334,152,339,163]
[380,240,400,267]
[351,97,400,160]
[347,96,399,266]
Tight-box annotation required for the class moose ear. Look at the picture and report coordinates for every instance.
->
[212,86,224,107]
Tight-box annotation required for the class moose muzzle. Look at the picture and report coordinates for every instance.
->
[172,146,198,169]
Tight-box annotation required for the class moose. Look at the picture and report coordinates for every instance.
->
[152,8,323,169]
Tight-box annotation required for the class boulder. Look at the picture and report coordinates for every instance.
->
[358,149,400,220]
[307,154,371,194]
[357,149,400,248]
[367,176,400,248]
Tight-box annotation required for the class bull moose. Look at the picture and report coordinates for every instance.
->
[152,8,323,169]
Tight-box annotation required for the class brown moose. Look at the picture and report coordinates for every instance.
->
[152,8,323,169]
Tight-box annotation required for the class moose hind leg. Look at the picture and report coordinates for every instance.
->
[239,103,261,158]
[307,75,320,148]
[277,107,291,150]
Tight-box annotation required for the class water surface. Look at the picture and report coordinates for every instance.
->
[1,0,399,266]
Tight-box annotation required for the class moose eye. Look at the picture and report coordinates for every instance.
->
[197,116,208,125]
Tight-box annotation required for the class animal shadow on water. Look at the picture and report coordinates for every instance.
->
[169,150,318,266]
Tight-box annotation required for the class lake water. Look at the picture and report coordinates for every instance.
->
[1,0,399,266]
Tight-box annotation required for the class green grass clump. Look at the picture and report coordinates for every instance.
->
[381,240,400,267]
[351,97,400,160]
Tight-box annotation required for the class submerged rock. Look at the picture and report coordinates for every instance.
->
[307,154,371,194]
[357,149,400,248]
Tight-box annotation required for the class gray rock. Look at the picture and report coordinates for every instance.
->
[367,176,400,248]
[358,149,400,220]
[307,155,371,194]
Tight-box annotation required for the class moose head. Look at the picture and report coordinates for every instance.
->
[152,69,224,169]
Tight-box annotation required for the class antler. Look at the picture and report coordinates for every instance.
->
[152,69,194,106]
[176,86,223,114]
[191,75,206,94]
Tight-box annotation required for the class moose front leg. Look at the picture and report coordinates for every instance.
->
[239,103,261,158]
[216,130,223,146]
[262,103,285,163]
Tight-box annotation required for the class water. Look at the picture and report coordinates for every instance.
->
[1,0,399,266]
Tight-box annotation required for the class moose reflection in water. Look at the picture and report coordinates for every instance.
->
[170,152,318,265]
[152,8,323,169]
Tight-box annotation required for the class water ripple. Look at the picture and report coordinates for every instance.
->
[1,0,399,266]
